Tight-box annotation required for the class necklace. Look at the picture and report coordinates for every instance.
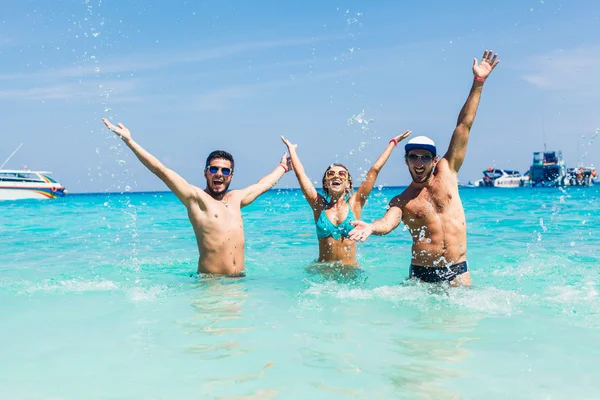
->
[221,196,228,208]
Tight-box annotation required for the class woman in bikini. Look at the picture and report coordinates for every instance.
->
[280,130,411,266]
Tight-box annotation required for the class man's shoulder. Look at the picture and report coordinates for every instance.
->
[189,187,224,206]
[389,189,412,207]
[225,188,244,200]
[434,157,459,176]
[435,157,451,170]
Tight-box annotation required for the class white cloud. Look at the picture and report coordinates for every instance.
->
[522,45,600,93]
[0,80,138,101]
[0,35,346,82]
[0,34,349,106]
[0,36,17,47]
[194,86,255,112]
[193,68,354,111]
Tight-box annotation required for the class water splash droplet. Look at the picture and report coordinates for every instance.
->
[589,128,599,145]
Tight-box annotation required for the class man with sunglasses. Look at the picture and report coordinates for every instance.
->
[348,50,500,286]
[102,118,291,277]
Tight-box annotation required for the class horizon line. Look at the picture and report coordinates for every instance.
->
[66,186,412,196]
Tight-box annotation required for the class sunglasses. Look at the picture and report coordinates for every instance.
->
[326,169,348,179]
[205,166,233,176]
[406,154,434,164]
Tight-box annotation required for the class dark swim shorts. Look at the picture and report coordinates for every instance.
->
[409,261,468,283]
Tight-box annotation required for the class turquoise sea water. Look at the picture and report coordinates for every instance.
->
[1,187,599,399]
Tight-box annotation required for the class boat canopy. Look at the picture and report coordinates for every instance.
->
[0,170,53,183]
[483,169,521,178]
[533,151,563,166]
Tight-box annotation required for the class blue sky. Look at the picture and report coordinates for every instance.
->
[1,0,599,193]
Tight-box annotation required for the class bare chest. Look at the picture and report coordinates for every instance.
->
[189,198,242,228]
[403,186,456,225]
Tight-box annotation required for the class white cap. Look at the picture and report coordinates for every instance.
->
[404,136,436,156]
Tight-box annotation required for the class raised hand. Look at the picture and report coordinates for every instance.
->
[280,136,298,152]
[348,220,373,242]
[392,130,411,144]
[102,118,132,142]
[473,50,500,80]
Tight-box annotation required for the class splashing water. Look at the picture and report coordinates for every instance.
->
[590,128,599,146]
[1,188,600,399]
[347,109,374,128]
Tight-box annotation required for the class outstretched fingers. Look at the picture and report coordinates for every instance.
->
[486,50,499,69]
[396,130,412,141]
[490,52,497,65]
[350,231,369,242]
[348,221,370,242]
[491,54,500,69]
[347,228,361,241]
[483,49,495,63]
[102,118,122,132]
[280,135,298,151]
[481,49,500,68]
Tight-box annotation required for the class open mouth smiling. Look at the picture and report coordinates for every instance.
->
[213,178,225,188]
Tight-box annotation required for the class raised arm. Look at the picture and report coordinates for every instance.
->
[280,136,325,211]
[102,118,197,206]
[354,130,411,206]
[348,203,403,242]
[444,50,500,173]
[239,153,291,208]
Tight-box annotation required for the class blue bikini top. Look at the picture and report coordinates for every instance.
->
[315,203,356,240]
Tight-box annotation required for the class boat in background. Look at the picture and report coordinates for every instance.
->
[474,168,528,188]
[0,144,68,201]
[567,166,597,186]
[528,150,568,187]
[0,170,68,200]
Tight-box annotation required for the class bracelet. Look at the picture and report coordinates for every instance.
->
[279,163,289,172]
[389,138,398,147]
[474,77,486,83]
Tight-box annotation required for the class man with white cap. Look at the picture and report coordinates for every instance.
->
[348,50,500,286]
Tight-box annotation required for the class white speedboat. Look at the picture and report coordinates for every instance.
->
[0,169,67,200]
[474,168,527,188]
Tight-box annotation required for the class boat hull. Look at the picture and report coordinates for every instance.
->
[0,186,66,201]
[493,177,524,188]
[0,170,67,201]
